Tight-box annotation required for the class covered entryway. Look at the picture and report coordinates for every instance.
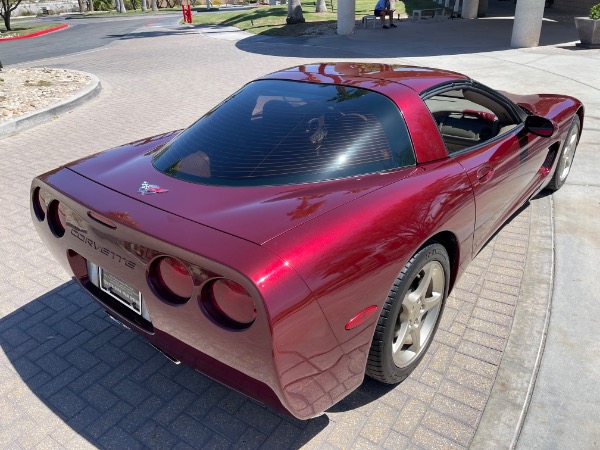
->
[336,0,593,47]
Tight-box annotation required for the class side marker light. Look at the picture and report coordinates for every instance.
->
[345,305,378,330]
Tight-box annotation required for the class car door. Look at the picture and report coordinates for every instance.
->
[424,83,549,254]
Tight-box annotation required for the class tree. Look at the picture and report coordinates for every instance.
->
[315,0,327,12]
[151,0,158,11]
[0,0,23,31]
[141,0,147,11]
[286,0,304,24]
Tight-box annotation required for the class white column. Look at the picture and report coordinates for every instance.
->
[337,0,356,35]
[461,0,478,19]
[511,0,545,47]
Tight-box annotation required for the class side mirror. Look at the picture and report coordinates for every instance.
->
[525,115,556,138]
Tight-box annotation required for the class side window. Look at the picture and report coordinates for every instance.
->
[424,89,519,154]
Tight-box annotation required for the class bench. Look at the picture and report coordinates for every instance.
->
[411,8,444,22]
[361,15,379,28]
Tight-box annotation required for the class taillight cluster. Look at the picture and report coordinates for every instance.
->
[150,256,256,330]
[205,279,256,329]
[33,187,67,238]
[149,256,194,304]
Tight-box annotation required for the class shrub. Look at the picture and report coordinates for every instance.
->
[94,0,114,10]
[591,3,600,19]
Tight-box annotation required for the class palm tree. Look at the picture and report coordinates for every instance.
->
[286,0,305,24]
[115,0,127,12]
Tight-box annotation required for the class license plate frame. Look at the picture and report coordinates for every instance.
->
[99,268,142,315]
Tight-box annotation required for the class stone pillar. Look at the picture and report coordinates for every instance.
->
[337,0,355,35]
[511,0,545,47]
[462,0,479,19]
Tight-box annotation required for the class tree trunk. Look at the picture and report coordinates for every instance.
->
[141,0,147,10]
[152,0,158,10]
[77,0,84,12]
[315,0,327,12]
[2,14,11,31]
[286,0,304,24]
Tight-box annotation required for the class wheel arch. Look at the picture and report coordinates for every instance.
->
[421,231,460,292]
[576,106,584,138]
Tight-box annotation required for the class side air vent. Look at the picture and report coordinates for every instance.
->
[542,142,561,170]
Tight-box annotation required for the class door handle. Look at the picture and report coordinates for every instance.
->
[477,165,494,183]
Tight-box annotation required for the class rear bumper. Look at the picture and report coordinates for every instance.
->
[31,168,362,419]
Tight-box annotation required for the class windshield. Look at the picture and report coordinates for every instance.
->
[153,80,415,186]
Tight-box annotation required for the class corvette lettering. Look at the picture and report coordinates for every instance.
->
[71,229,136,269]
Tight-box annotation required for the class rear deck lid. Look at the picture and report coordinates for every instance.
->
[67,133,418,245]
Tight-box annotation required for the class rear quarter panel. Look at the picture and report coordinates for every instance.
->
[263,159,475,371]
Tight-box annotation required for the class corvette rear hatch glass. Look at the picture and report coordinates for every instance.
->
[153,80,416,186]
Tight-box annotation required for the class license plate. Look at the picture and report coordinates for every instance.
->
[99,268,142,315]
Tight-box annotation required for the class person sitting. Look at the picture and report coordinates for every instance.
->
[374,0,396,29]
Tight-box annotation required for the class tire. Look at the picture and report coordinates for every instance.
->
[366,243,450,384]
[546,115,580,192]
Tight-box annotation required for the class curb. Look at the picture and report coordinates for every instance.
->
[0,70,101,139]
[0,24,68,42]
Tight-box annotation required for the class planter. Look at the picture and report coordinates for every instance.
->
[575,17,600,49]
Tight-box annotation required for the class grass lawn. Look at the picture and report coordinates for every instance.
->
[0,22,63,38]
[190,0,443,36]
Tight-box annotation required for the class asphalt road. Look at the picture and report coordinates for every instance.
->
[1,14,182,66]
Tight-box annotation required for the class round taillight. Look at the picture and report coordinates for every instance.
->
[149,256,194,304]
[32,187,46,222]
[47,200,66,237]
[206,279,256,329]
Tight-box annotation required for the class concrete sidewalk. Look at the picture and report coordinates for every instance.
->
[0,4,598,448]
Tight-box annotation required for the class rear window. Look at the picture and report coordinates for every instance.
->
[153,80,415,186]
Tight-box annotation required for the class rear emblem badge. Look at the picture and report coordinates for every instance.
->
[138,181,168,195]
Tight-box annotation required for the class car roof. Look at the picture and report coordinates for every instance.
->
[260,63,470,95]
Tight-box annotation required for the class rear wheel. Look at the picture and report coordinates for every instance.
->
[547,115,580,192]
[367,243,449,384]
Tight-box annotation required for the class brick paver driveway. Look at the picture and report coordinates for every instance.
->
[0,26,540,449]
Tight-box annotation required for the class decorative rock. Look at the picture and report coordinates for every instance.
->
[0,68,91,122]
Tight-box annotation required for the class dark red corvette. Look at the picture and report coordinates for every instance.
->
[31,63,582,419]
